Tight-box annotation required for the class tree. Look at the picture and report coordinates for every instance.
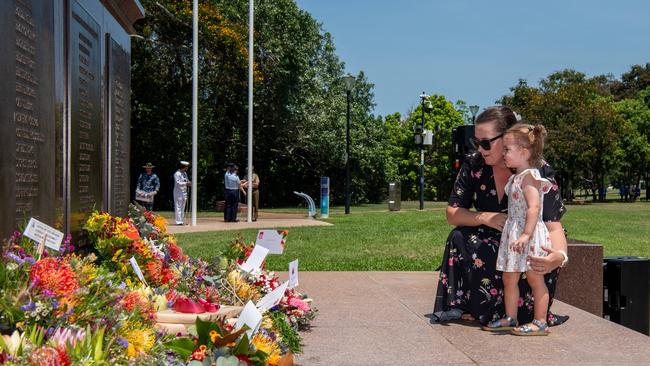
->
[384,95,465,201]
[501,70,623,200]
[131,0,384,209]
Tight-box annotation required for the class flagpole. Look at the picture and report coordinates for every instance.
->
[191,0,198,226]
[246,0,254,222]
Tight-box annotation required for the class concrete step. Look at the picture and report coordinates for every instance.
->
[287,272,650,366]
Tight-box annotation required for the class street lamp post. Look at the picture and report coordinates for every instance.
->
[343,74,356,215]
[418,92,430,210]
[469,105,479,124]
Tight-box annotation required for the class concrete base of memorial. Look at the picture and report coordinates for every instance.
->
[291,272,650,366]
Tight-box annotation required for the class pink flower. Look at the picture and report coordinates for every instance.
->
[490,288,498,296]
[288,297,310,312]
[512,191,520,200]
[473,258,484,268]
[517,297,524,306]
[448,258,454,266]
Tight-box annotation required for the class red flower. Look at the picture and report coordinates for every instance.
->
[30,258,78,296]
[29,346,70,366]
[236,355,252,366]
[124,221,140,241]
[168,242,187,262]
[121,291,156,321]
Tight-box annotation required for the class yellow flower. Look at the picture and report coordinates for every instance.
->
[251,334,281,365]
[209,330,221,343]
[123,327,156,358]
[260,315,274,330]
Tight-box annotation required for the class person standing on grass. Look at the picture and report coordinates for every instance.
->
[173,161,191,225]
[224,163,241,222]
[483,124,555,336]
[242,167,260,221]
[433,106,569,328]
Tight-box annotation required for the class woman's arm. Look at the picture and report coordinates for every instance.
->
[527,221,568,274]
[446,206,507,231]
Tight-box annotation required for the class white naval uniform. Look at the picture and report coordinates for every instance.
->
[173,170,190,224]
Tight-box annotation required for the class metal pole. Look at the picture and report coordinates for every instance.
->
[246,0,254,222]
[190,0,198,226]
[419,93,425,210]
[345,90,351,214]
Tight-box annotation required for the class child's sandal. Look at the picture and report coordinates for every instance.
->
[481,315,518,331]
[511,319,549,336]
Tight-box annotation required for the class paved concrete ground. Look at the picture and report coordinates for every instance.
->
[290,272,650,366]
[166,212,332,234]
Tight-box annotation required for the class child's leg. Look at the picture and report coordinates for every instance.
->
[503,272,521,319]
[526,271,549,324]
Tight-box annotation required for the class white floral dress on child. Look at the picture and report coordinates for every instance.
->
[496,168,553,272]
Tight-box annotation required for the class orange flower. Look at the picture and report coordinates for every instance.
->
[30,258,78,296]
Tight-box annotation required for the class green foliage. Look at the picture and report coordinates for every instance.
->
[131,0,386,209]
[383,95,465,201]
[501,70,647,196]
[270,310,301,353]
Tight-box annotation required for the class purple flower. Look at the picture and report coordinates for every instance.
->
[116,337,129,347]
[51,300,59,310]
[20,301,36,312]
[43,289,55,298]
[6,253,24,264]
[25,256,35,265]
[117,282,126,290]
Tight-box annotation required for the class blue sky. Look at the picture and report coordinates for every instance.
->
[295,0,650,117]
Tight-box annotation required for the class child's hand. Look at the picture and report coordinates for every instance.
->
[510,233,530,253]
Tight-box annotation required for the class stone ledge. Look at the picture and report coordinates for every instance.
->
[290,272,650,366]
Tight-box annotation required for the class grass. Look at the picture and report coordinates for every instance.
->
[174,201,650,271]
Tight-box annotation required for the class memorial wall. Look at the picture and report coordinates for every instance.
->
[0,0,143,240]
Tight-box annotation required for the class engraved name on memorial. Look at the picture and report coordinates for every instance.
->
[69,1,102,232]
[108,36,131,217]
[0,0,55,240]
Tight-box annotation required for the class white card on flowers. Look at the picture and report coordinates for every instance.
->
[239,245,269,273]
[23,217,65,251]
[235,300,263,339]
[255,230,286,254]
[288,259,299,289]
[256,280,289,312]
[129,256,148,285]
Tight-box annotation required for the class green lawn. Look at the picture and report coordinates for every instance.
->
[174,201,650,271]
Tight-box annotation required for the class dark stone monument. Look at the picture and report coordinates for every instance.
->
[107,36,131,218]
[0,0,56,239]
[0,0,144,241]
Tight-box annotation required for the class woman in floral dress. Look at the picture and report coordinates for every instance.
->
[433,106,569,326]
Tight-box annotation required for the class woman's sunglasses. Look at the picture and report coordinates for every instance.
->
[470,134,503,151]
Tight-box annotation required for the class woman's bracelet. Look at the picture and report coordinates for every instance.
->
[557,250,569,268]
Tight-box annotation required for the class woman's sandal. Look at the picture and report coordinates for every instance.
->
[511,319,549,336]
[481,316,518,331]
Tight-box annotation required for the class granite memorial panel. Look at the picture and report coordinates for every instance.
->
[107,35,131,217]
[0,0,56,240]
[69,0,103,233]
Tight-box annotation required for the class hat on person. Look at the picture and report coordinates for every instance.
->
[142,162,155,169]
[226,162,237,168]
[180,160,190,166]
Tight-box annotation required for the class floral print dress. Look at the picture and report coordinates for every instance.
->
[496,169,553,272]
[433,160,567,326]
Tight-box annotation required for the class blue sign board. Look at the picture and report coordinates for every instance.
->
[320,176,329,218]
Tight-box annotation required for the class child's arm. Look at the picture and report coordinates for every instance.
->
[511,174,542,253]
